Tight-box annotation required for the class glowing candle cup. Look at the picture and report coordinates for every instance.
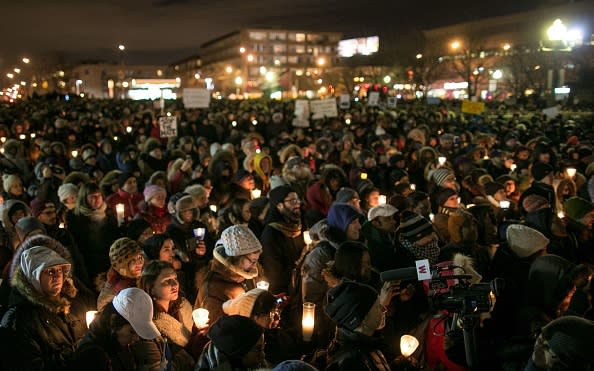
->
[410,184,416,191]
[251,189,262,199]
[360,172,368,180]
[557,211,565,219]
[71,150,78,158]
[256,281,269,290]
[400,335,419,358]
[566,168,576,178]
[116,203,125,226]
[192,308,210,329]
[303,231,312,245]
[378,195,387,205]
[86,310,98,328]
[499,200,511,209]
[438,156,447,166]
[510,164,517,172]
[302,302,315,342]
[209,205,217,213]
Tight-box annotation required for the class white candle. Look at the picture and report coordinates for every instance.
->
[116,203,125,226]
[499,200,511,209]
[126,126,133,133]
[0,137,6,143]
[59,222,65,229]
[557,211,565,219]
[303,231,312,245]
[251,189,261,199]
[30,133,36,139]
[192,308,209,329]
[483,155,490,160]
[209,204,217,213]
[256,281,269,290]
[19,134,26,140]
[71,150,78,158]
[378,195,387,205]
[86,310,98,328]
[410,184,416,191]
[566,168,576,178]
[400,335,420,358]
[429,213,435,222]
[510,164,517,172]
[360,172,368,180]
[302,302,315,341]
[438,156,447,166]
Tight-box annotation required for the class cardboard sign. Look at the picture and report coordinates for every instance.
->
[339,94,351,109]
[415,259,432,281]
[310,98,338,119]
[461,100,485,115]
[387,96,398,108]
[158,116,178,138]
[367,91,380,106]
[183,88,211,108]
[292,99,310,127]
[542,106,559,118]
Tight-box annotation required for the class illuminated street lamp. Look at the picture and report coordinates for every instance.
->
[239,46,246,53]
[247,54,254,62]
[450,40,461,50]
[234,76,243,96]
[383,75,391,84]
[502,43,511,51]
[317,57,325,66]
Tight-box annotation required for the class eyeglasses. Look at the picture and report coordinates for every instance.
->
[283,198,301,206]
[243,256,259,266]
[44,265,71,279]
[129,255,144,265]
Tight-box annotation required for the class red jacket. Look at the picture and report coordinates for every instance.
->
[105,189,144,220]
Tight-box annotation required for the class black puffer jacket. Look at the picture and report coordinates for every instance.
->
[324,328,390,371]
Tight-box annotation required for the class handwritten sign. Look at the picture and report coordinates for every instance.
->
[292,99,310,127]
[461,100,485,115]
[183,88,211,108]
[158,116,178,138]
[339,94,351,109]
[367,91,380,107]
[310,98,338,119]
[387,97,398,108]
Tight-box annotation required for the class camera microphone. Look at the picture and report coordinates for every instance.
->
[380,267,418,282]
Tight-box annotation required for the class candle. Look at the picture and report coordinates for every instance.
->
[378,195,387,205]
[400,335,420,358]
[438,156,447,166]
[71,150,78,158]
[256,281,270,290]
[86,310,98,328]
[483,155,490,160]
[303,231,312,245]
[557,211,565,219]
[302,302,315,341]
[429,213,435,222]
[59,222,65,229]
[116,203,125,226]
[19,134,26,140]
[30,133,36,139]
[499,200,511,209]
[510,164,517,172]
[410,184,416,191]
[360,172,368,180]
[0,137,6,143]
[251,189,262,199]
[209,204,218,213]
[566,168,576,178]
[192,308,209,329]
[126,126,133,133]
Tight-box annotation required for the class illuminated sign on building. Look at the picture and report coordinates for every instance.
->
[338,36,379,57]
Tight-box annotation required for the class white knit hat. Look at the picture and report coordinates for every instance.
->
[506,224,549,258]
[219,225,262,257]
[222,288,266,317]
[57,183,79,202]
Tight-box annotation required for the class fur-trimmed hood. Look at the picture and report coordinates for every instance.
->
[208,150,238,177]
[153,298,193,347]
[212,246,259,281]
[9,235,77,314]
[1,199,30,231]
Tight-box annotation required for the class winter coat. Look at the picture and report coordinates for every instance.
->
[72,325,138,371]
[0,235,88,371]
[194,247,260,325]
[135,201,172,234]
[260,208,305,294]
[361,221,400,272]
[195,341,239,371]
[324,328,391,371]
[519,182,556,214]
[105,188,144,220]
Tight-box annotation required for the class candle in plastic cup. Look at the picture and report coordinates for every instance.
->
[126,126,133,133]
[400,335,419,358]
[302,302,315,342]
[360,172,368,180]
[378,195,387,205]
[303,231,312,245]
[499,200,511,209]
[429,213,435,222]
[256,281,269,290]
[59,222,65,229]
[192,308,209,328]
[116,203,125,226]
[410,184,416,191]
[0,137,5,143]
[86,310,98,328]
[71,150,78,158]
[566,168,576,178]
[209,205,217,213]
[251,189,262,199]
[510,164,517,172]
[557,211,565,219]
[438,156,446,166]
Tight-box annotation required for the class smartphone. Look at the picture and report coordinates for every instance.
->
[193,227,205,240]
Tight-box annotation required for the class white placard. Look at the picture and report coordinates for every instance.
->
[292,99,310,127]
[183,88,211,108]
[387,96,398,108]
[310,98,338,119]
[542,106,559,118]
[367,91,380,106]
[158,116,178,138]
[415,259,432,281]
[339,94,351,109]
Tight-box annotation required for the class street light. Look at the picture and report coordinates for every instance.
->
[317,57,325,66]
[492,70,503,80]
[502,43,511,51]
[22,57,30,64]
[450,40,461,50]
[383,75,391,84]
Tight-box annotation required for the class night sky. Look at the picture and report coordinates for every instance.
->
[1,0,548,67]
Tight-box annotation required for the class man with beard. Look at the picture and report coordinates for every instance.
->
[260,185,305,295]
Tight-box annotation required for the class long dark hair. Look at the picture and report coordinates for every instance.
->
[139,260,182,317]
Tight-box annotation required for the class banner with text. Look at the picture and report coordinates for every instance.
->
[182,88,211,108]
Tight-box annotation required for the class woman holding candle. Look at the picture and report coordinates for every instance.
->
[105,172,144,223]
[135,184,170,234]
[138,260,202,366]
[194,225,264,325]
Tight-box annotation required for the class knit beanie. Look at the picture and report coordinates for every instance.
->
[539,316,594,369]
[564,197,594,221]
[109,237,143,276]
[506,224,549,258]
[20,246,71,293]
[522,194,550,213]
[483,182,504,197]
[398,210,434,241]
[15,216,46,241]
[435,188,458,207]
[325,280,378,331]
[143,185,166,202]
[531,162,554,181]
[269,175,289,190]
[208,315,263,359]
[272,360,319,371]
[222,288,266,317]
[2,174,20,193]
[117,172,135,189]
[218,225,262,257]
[336,188,359,203]
[268,185,294,207]
[327,203,363,233]
[430,168,453,187]
[58,183,79,203]
[30,198,55,218]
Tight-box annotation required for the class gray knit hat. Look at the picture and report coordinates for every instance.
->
[506,224,549,258]
[219,225,262,257]
[57,183,79,203]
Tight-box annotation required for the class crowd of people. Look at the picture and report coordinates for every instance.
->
[0,93,593,370]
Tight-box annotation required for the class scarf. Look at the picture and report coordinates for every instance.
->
[399,234,440,265]
[76,201,107,222]
[269,221,302,238]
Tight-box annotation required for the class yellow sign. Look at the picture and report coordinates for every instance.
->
[461,100,485,115]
